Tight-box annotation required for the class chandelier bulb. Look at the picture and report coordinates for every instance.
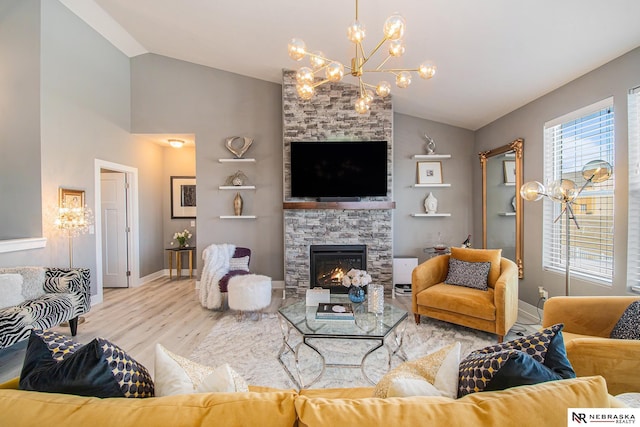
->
[375,81,391,97]
[296,67,315,84]
[296,83,315,100]
[310,51,327,70]
[418,62,437,79]
[354,97,370,114]
[389,40,405,57]
[288,38,307,61]
[383,14,405,40]
[325,62,345,82]
[347,20,366,43]
[396,71,412,88]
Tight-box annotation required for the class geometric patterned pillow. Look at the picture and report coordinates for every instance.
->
[610,300,640,340]
[20,331,154,398]
[229,256,250,272]
[458,324,573,397]
[444,258,491,290]
[34,329,83,362]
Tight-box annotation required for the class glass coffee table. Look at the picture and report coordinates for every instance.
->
[277,296,408,388]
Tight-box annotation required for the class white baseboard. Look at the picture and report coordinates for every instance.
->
[138,270,166,286]
[518,299,543,324]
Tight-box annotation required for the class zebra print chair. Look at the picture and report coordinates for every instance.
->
[0,267,90,350]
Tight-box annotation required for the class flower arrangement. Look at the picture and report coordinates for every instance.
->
[341,269,372,288]
[172,229,192,247]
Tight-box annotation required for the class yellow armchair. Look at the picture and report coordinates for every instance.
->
[411,250,519,342]
[542,296,640,395]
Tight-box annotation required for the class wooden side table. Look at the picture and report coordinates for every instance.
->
[166,247,196,279]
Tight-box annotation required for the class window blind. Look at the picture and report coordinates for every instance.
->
[627,87,640,293]
[543,98,615,284]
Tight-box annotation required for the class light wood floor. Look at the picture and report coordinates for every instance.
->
[0,277,415,383]
[0,277,260,382]
[0,278,536,384]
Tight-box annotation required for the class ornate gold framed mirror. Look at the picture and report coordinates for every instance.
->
[479,138,524,278]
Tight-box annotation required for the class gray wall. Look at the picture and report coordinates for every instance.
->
[475,46,640,304]
[131,54,283,280]
[0,1,165,293]
[393,114,475,263]
[0,0,42,240]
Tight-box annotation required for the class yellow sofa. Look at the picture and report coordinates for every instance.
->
[412,249,519,342]
[542,296,640,395]
[0,376,623,427]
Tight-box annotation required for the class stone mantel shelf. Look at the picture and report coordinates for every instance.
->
[283,201,396,210]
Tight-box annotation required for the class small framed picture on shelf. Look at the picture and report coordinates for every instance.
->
[503,160,516,184]
[417,161,443,184]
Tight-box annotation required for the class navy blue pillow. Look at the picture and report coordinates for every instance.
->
[458,324,575,397]
[19,331,154,398]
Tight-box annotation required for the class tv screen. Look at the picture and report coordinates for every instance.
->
[290,141,388,199]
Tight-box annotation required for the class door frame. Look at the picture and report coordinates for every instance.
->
[93,159,139,305]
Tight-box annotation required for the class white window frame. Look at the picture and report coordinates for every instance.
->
[543,97,615,285]
[627,87,640,293]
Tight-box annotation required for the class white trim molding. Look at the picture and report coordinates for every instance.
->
[0,237,47,254]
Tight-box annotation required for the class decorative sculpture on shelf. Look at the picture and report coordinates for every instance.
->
[225,136,253,158]
[233,192,244,216]
[423,133,436,154]
[424,192,438,214]
[224,170,249,186]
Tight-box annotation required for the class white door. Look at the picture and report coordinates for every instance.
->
[101,171,129,287]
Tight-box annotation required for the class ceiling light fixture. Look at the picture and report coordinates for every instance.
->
[287,0,436,114]
[169,139,185,148]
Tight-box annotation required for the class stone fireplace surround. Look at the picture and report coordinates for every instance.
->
[282,70,394,296]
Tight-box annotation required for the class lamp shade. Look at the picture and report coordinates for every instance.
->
[582,160,613,183]
[520,181,545,202]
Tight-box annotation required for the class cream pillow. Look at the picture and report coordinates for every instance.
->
[154,344,248,396]
[0,273,25,309]
[374,342,461,399]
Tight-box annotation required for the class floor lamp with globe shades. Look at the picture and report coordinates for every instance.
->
[520,160,613,296]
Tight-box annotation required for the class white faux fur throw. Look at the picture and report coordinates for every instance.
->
[199,243,236,309]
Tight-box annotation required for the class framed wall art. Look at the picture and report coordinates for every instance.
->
[171,176,196,218]
[59,188,85,209]
[416,161,443,184]
[503,160,516,184]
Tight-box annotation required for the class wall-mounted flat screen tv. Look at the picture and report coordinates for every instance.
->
[290,141,388,200]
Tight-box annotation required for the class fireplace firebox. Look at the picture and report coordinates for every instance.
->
[309,244,367,294]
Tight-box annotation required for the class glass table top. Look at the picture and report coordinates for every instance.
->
[278,296,408,339]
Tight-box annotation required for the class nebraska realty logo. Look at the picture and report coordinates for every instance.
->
[569,409,638,425]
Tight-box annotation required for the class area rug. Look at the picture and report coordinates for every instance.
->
[189,313,526,390]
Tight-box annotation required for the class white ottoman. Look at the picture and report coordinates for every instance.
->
[227,274,272,317]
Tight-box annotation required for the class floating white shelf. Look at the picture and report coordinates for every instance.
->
[219,215,257,219]
[504,183,516,187]
[412,154,452,159]
[218,158,256,163]
[498,212,516,216]
[412,183,451,188]
[411,213,452,217]
[218,185,256,190]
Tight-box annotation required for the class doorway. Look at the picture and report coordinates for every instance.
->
[94,159,139,304]
[101,170,129,288]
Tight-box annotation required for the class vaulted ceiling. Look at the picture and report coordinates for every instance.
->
[60,0,640,130]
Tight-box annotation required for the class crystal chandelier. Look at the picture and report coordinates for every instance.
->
[287,0,436,114]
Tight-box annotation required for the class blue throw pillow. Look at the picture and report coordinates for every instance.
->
[458,324,575,397]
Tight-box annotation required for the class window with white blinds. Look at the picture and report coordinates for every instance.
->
[627,87,640,293]
[543,98,615,284]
